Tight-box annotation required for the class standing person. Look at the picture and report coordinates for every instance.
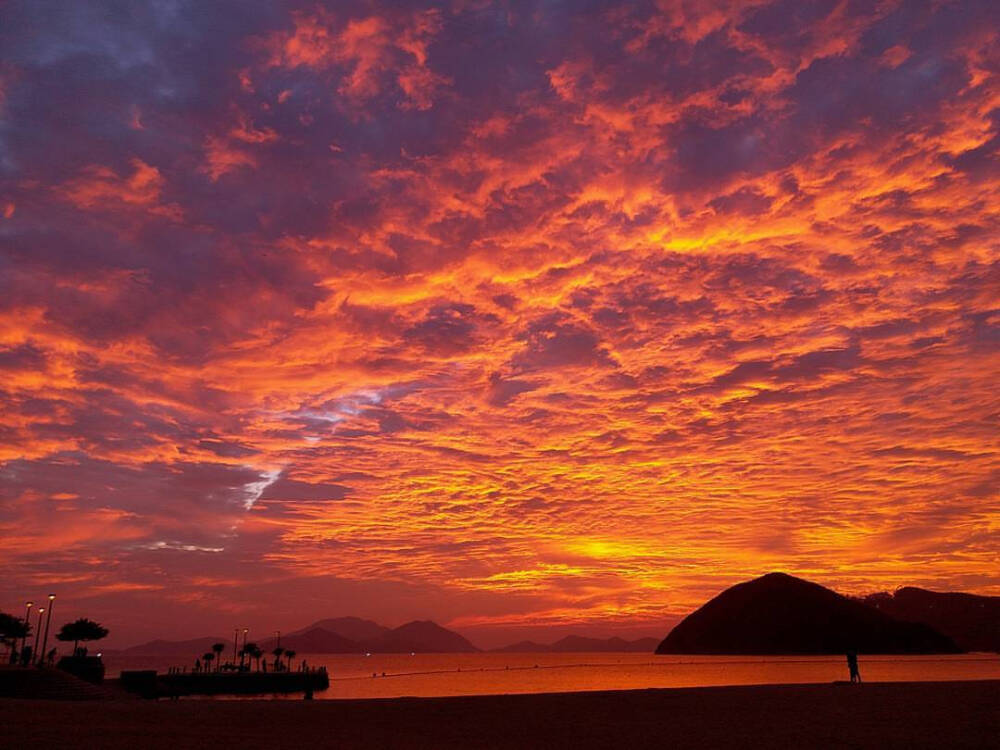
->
[846,649,862,683]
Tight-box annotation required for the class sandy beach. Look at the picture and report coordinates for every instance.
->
[2,680,997,749]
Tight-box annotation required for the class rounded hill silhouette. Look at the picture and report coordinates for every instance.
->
[364,621,479,653]
[656,572,961,654]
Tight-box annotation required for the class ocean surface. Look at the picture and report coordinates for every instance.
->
[102,652,1000,699]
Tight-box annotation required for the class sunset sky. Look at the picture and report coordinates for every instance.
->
[1,0,997,648]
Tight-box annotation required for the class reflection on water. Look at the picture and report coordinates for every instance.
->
[103,652,1000,699]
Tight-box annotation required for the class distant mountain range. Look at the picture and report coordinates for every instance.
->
[656,573,962,655]
[108,636,234,660]
[108,618,480,659]
[109,617,666,658]
[491,636,660,653]
[105,576,997,659]
[292,617,389,642]
[258,618,479,654]
[862,587,1000,653]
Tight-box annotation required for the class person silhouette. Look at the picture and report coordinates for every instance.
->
[846,649,861,683]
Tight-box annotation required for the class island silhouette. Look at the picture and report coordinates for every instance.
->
[655,572,961,654]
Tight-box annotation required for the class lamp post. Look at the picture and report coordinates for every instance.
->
[20,602,32,662]
[240,628,249,670]
[31,608,44,665]
[40,594,55,666]
[232,628,239,668]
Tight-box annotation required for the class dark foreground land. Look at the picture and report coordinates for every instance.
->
[2,680,998,749]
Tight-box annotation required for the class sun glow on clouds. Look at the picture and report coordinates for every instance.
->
[0,0,998,643]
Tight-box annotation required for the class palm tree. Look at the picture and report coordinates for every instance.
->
[272,646,285,671]
[244,642,259,671]
[211,642,226,671]
[285,649,297,672]
[55,618,109,657]
[0,612,30,664]
[203,651,214,671]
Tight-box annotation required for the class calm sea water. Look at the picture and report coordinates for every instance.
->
[103,652,1000,699]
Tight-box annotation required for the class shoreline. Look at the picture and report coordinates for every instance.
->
[3,679,998,748]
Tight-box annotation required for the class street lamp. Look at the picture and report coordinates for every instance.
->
[240,628,249,670]
[232,628,239,668]
[40,594,55,666]
[31,608,44,665]
[273,630,282,672]
[20,602,32,662]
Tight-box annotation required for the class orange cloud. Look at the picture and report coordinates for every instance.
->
[261,8,449,109]
[2,0,998,645]
[202,135,258,181]
[59,159,181,219]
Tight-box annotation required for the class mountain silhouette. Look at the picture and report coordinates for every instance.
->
[490,640,552,653]
[364,621,480,653]
[289,616,389,643]
[267,620,478,653]
[109,619,478,658]
[656,572,961,654]
[493,636,660,653]
[551,636,660,653]
[261,628,364,654]
[863,587,1000,653]
[111,637,229,660]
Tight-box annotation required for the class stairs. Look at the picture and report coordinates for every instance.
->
[0,665,121,700]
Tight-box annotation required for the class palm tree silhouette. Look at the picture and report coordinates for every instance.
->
[244,643,261,671]
[203,651,214,671]
[285,649,297,671]
[211,642,226,671]
[272,646,285,671]
[0,612,30,664]
[55,618,109,656]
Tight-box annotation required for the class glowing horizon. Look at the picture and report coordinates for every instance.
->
[1,0,997,648]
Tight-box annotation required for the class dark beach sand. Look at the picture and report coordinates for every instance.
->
[2,680,998,749]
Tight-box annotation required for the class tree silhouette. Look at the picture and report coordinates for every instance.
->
[0,612,31,664]
[55,618,109,656]
[272,646,285,671]
[203,651,214,671]
[285,649,297,672]
[211,642,226,671]
[244,642,261,671]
